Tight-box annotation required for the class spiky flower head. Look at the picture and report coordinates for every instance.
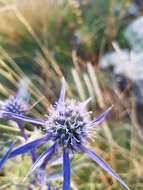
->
[0,78,30,118]
[0,96,28,116]
[44,80,111,152]
[45,98,90,150]
[6,79,130,190]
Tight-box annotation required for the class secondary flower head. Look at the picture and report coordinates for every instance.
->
[0,95,28,116]
[0,78,30,118]
[0,82,37,162]
[6,79,130,190]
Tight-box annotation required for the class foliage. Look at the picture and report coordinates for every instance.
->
[0,0,143,190]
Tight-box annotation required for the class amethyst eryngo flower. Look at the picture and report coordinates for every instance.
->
[0,88,30,142]
[0,79,30,123]
[0,87,37,163]
[0,95,28,116]
[0,78,31,119]
[0,84,30,118]
[5,81,130,190]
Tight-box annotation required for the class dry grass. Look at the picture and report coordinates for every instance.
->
[0,0,142,190]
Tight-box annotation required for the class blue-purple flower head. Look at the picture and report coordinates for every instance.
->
[45,98,90,151]
[45,80,111,152]
[6,79,130,190]
[0,78,30,118]
[0,95,28,116]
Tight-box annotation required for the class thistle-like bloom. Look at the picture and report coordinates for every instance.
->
[0,88,33,146]
[0,79,30,119]
[6,80,130,190]
[0,95,28,117]
[0,86,38,164]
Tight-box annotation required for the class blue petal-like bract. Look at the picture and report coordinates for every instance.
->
[47,184,51,190]
[79,145,130,190]
[63,149,70,190]
[0,142,14,170]
[58,78,65,104]
[30,143,56,173]
[89,106,112,127]
[2,111,45,126]
[9,135,49,158]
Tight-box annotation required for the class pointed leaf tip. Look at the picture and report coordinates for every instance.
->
[0,142,14,170]
[9,136,49,158]
[89,106,112,127]
[58,78,66,104]
[79,145,130,190]
[23,143,56,182]
[80,97,92,107]
[1,111,45,126]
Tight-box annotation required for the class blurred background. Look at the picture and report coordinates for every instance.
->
[0,0,143,189]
